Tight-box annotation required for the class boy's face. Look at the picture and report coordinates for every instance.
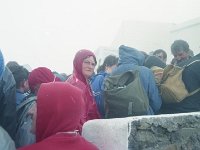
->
[154,52,166,63]
[23,80,30,92]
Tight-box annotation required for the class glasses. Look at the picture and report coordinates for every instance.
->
[83,60,96,67]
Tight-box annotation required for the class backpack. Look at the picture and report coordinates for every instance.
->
[150,66,164,85]
[15,95,36,148]
[159,60,200,103]
[104,70,149,118]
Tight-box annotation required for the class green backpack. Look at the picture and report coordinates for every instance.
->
[104,70,149,118]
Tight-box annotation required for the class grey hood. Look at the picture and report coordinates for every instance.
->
[118,45,145,66]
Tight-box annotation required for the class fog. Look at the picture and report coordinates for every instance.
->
[0,0,200,74]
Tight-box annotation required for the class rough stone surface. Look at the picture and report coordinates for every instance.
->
[82,112,200,150]
[129,113,200,150]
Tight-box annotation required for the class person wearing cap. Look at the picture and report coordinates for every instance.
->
[28,67,61,95]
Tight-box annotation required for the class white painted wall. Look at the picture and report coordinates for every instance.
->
[82,118,133,150]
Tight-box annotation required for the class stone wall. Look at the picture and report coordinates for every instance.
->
[82,112,200,150]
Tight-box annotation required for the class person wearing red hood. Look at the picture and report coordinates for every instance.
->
[28,67,61,94]
[67,49,100,124]
[18,82,98,150]
[15,67,61,147]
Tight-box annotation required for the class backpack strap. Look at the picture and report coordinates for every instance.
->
[16,96,36,111]
[184,60,200,68]
[16,96,36,131]
[188,88,200,97]
[134,65,140,72]
[144,55,150,65]
[184,60,200,97]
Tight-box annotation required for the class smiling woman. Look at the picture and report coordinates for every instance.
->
[66,49,100,131]
[70,49,97,84]
[82,56,97,79]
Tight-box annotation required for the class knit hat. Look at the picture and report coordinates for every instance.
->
[0,50,5,79]
[28,67,61,93]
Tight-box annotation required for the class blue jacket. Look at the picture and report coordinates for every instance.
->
[90,71,108,118]
[16,90,29,106]
[112,45,162,114]
[0,50,4,80]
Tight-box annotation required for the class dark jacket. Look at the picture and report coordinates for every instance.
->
[0,67,16,140]
[112,45,162,115]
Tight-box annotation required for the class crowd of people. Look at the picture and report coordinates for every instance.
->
[0,39,199,150]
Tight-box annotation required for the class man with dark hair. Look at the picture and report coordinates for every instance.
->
[171,40,193,65]
[6,61,20,72]
[7,65,30,105]
[153,49,167,63]
[160,40,200,114]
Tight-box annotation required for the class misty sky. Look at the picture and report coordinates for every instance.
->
[0,0,200,74]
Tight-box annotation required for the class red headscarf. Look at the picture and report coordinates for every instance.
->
[18,82,98,150]
[73,49,96,84]
[28,67,60,93]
